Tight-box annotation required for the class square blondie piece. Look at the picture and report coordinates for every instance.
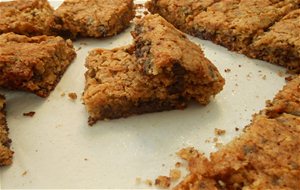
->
[0,33,76,97]
[190,0,299,52]
[0,95,13,167]
[50,0,135,38]
[132,14,225,105]
[83,47,187,125]
[146,0,219,32]
[0,0,54,36]
[175,76,300,190]
[249,9,300,73]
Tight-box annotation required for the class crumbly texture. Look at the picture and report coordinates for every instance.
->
[83,47,187,125]
[174,76,300,190]
[155,176,171,188]
[0,33,76,97]
[0,0,54,36]
[190,0,299,52]
[0,95,13,167]
[249,9,300,73]
[146,0,219,32]
[132,14,225,105]
[50,0,135,39]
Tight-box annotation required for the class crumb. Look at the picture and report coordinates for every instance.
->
[76,46,82,51]
[144,179,153,186]
[262,75,267,80]
[238,65,242,67]
[277,71,284,77]
[285,76,294,82]
[170,169,181,181]
[136,177,142,185]
[134,3,143,9]
[214,128,226,136]
[80,42,87,45]
[155,176,171,188]
[61,92,65,97]
[235,127,239,131]
[215,142,223,149]
[84,158,88,161]
[175,162,181,168]
[162,163,165,167]
[176,147,199,161]
[23,111,35,117]
[224,68,231,73]
[213,137,218,143]
[68,92,77,100]
[22,171,28,176]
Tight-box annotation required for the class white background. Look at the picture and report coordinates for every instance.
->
[0,0,288,189]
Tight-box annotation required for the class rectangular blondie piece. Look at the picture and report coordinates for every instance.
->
[249,9,300,73]
[175,76,300,190]
[146,0,219,32]
[0,95,13,167]
[132,14,225,105]
[0,33,76,97]
[190,0,299,52]
[50,0,135,39]
[83,47,187,125]
[0,0,54,36]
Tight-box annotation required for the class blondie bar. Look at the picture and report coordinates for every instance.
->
[190,0,299,52]
[174,76,300,190]
[0,0,54,36]
[83,47,187,125]
[132,14,225,105]
[0,33,76,97]
[249,9,300,73]
[0,95,13,167]
[50,0,135,38]
[146,0,219,32]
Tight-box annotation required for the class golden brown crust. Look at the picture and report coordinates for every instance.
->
[0,0,54,36]
[175,76,300,190]
[83,46,187,125]
[146,0,219,32]
[0,33,76,97]
[0,95,13,167]
[50,0,135,38]
[190,0,299,52]
[148,0,300,72]
[249,9,300,73]
[132,14,225,104]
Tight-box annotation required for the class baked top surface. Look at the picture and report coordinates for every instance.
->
[133,14,222,82]
[0,32,74,79]
[252,9,300,51]
[53,0,133,26]
[193,0,299,37]
[0,0,54,35]
[83,46,176,107]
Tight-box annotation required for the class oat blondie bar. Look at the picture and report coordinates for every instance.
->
[0,0,54,36]
[190,0,299,52]
[0,33,76,97]
[174,76,300,190]
[0,95,13,167]
[132,14,225,105]
[249,9,300,73]
[83,47,187,125]
[146,0,219,32]
[50,0,135,39]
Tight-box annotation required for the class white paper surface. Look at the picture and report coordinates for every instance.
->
[0,0,289,189]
